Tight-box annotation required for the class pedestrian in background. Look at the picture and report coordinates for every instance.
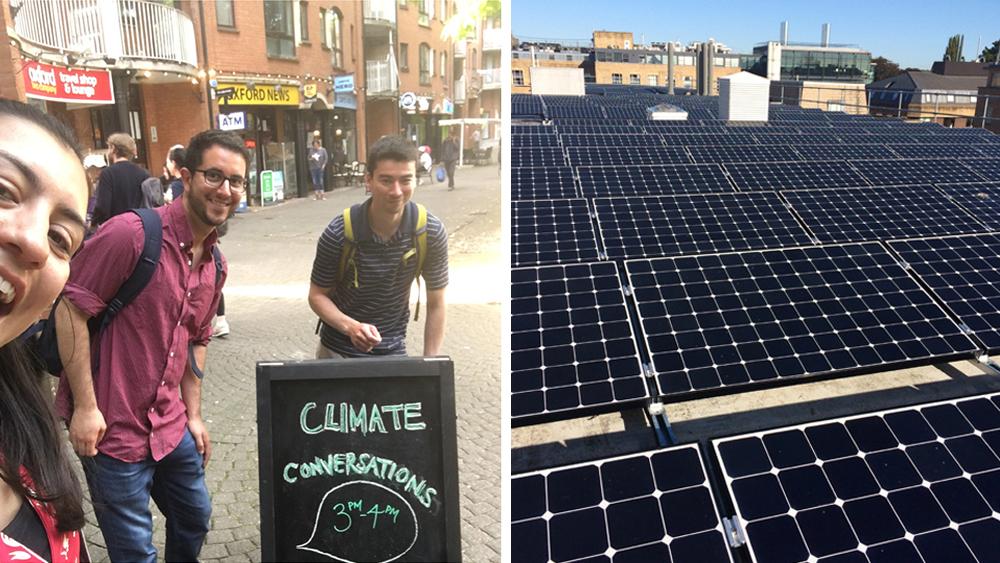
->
[0,99,89,563]
[166,144,186,202]
[309,138,329,200]
[308,135,448,358]
[54,129,248,562]
[91,132,150,228]
[441,129,460,191]
[83,153,107,233]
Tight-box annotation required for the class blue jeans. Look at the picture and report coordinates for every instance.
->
[310,168,324,190]
[82,429,212,563]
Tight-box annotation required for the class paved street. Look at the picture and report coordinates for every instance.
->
[77,164,501,562]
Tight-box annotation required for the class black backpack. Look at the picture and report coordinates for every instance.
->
[22,208,222,376]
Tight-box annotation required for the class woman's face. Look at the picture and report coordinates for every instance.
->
[0,115,88,346]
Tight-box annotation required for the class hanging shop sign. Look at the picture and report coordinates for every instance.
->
[218,112,247,131]
[442,98,454,115]
[21,61,114,105]
[333,74,355,93]
[417,97,431,112]
[400,91,417,110]
[303,84,318,100]
[217,83,300,106]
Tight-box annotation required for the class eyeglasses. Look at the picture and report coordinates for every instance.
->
[195,168,246,193]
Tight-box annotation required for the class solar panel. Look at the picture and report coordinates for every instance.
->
[512,199,600,267]
[752,134,843,146]
[888,233,1000,352]
[578,164,734,198]
[713,391,1000,563]
[512,135,561,148]
[511,261,648,425]
[512,444,735,563]
[850,158,989,186]
[724,161,870,191]
[888,144,988,159]
[687,145,802,164]
[840,133,956,145]
[792,144,899,161]
[547,106,606,119]
[512,147,568,168]
[560,134,666,147]
[957,158,1000,182]
[512,125,557,135]
[567,146,691,166]
[512,167,578,200]
[782,185,988,243]
[662,133,758,146]
[557,125,648,135]
[604,107,648,119]
[624,243,978,396]
[594,192,813,259]
[935,182,1000,230]
[973,144,1000,157]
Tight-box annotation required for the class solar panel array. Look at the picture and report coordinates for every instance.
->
[578,164,733,197]
[849,158,988,186]
[511,262,648,425]
[936,182,1000,230]
[783,185,989,243]
[512,199,600,267]
[594,192,813,259]
[624,243,977,397]
[567,146,692,166]
[512,444,734,563]
[724,160,870,191]
[714,391,1000,563]
[512,167,577,200]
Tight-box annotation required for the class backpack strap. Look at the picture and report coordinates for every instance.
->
[190,245,225,379]
[338,206,360,289]
[404,203,429,322]
[92,208,162,333]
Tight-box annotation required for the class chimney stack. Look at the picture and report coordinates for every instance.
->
[821,23,830,47]
[780,21,789,45]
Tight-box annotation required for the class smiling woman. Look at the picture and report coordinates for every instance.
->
[0,99,89,562]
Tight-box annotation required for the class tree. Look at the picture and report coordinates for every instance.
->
[872,56,901,81]
[944,34,965,61]
[441,0,501,41]
[981,39,1000,63]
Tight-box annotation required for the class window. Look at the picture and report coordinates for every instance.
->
[399,43,409,72]
[647,74,657,86]
[264,1,294,58]
[321,8,342,67]
[513,69,525,86]
[419,43,431,85]
[418,0,432,25]
[299,1,308,41]
[677,55,694,66]
[629,73,640,85]
[611,73,622,84]
[440,51,447,78]
[216,0,234,27]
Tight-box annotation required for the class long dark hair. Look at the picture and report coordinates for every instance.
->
[0,341,85,531]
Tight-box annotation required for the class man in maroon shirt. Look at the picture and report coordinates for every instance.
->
[54,130,248,562]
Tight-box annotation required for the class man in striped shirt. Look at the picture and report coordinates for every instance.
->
[308,136,448,357]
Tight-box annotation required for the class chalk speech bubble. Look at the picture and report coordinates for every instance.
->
[297,481,418,562]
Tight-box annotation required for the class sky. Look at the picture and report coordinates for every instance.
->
[511,0,1000,69]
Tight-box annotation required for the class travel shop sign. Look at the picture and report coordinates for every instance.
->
[216,82,300,106]
[22,61,114,104]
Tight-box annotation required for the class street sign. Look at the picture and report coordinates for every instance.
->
[215,87,236,97]
[334,74,354,93]
[400,91,417,110]
[256,358,462,562]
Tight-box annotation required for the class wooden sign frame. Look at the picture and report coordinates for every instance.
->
[256,357,462,562]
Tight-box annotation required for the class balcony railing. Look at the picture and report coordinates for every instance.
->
[14,0,197,67]
[483,27,504,51]
[363,0,395,25]
[454,78,466,103]
[366,60,398,96]
[454,41,467,59]
[480,68,502,89]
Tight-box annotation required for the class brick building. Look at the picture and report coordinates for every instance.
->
[2,0,480,202]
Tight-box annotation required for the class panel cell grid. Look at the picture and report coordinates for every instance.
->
[567,145,691,167]
[512,135,561,148]
[935,182,1000,230]
[889,233,1000,352]
[512,199,600,267]
[512,147,568,168]
[578,164,733,198]
[724,160,870,191]
[714,391,1000,563]
[687,145,802,164]
[888,144,988,159]
[957,158,1000,182]
[972,144,1000,157]
[595,192,813,259]
[782,185,988,243]
[791,144,898,161]
[513,445,735,563]
[751,134,844,146]
[850,158,989,186]
[661,133,757,146]
[625,243,977,396]
[511,262,647,425]
[560,133,666,147]
[512,167,578,200]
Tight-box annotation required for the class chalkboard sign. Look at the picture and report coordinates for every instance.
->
[256,357,462,562]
